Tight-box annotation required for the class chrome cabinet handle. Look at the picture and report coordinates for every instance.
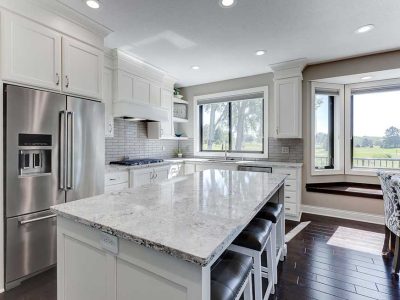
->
[56,73,60,86]
[19,214,57,225]
[65,75,70,88]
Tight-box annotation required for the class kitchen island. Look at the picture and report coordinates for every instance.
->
[51,169,286,300]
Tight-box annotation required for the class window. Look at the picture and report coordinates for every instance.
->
[195,87,268,157]
[200,98,264,152]
[314,94,334,169]
[311,82,344,175]
[350,86,400,170]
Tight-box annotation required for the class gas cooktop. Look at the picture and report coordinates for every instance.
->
[110,159,164,166]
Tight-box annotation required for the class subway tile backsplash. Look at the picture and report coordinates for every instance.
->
[105,119,191,163]
[105,119,303,164]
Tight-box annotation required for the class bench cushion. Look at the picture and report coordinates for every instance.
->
[211,250,252,300]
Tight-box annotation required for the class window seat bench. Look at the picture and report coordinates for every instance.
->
[305,182,383,199]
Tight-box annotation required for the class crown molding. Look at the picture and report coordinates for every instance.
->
[270,58,307,80]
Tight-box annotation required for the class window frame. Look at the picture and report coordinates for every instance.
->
[345,78,400,176]
[194,87,269,158]
[310,82,345,176]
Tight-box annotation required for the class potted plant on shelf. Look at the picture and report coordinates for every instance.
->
[174,88,183,99]
[175,148,183,158]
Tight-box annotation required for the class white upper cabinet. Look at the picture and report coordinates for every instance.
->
[62,37,103,100]
[271,59,306,139]
[1,11,62,91]
[1,11,104,100]
[103,67,114,137]
[274,76,302,138]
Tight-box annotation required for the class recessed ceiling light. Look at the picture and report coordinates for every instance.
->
[256,50,266,56]
[191,66,200,70]
[355,24,375,34]
[86,0,101,9]
[219,0,236,8]
[361,76,372,80]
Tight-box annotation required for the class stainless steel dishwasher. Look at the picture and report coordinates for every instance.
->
[237,165,272,173]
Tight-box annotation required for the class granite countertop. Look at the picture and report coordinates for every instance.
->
[51,170,286,266]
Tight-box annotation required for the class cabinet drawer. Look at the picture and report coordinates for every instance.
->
[284,179,297,192]
[283,191,297,204]
[284,203,297,216]
[273,168,297,180]
[105,182,129,192]
[105,172,129,186]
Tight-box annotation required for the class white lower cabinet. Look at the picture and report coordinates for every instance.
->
[105,171,129,192]
[272,166,302,220]
[130,166,170,188]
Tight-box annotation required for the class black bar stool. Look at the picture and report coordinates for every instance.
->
[211,250,253,300]
[228,218,275,300]
[256,202,285,285]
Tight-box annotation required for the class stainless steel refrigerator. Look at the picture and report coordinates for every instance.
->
[4,84,105,289]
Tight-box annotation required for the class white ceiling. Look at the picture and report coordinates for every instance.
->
[58,0,400,87]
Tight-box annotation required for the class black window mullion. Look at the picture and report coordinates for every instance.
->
[326,96,335,169]
[199,105,203,152]
[228,102,232,152]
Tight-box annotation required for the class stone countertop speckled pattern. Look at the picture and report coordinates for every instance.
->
[51,170,286,266]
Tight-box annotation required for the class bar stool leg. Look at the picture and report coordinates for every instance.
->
[253,253,263,300]
[243,273,253,300]
[270,225,278,284]
[279,216,286,261]
[266,237,275,295]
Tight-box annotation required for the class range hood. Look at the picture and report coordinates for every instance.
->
[113,101,168,122]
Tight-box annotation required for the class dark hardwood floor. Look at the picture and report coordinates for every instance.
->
[270,214,400,300]
[1,213,399,299]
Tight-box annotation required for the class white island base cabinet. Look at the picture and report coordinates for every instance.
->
[57,217,208,300]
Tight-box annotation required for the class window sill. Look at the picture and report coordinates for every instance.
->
[305,182,383,200]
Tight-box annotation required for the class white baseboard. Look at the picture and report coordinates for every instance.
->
[301,205,384,225]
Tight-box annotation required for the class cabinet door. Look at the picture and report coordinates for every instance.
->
[133,77,150,104]
[150,85,161,107]
[1,12,62,91]
[161,90,173,138]
[62,37,103,99]
[184,163,196,175]
[103,67,114,137]
[131,170,152,188]
[275,77,302,138]
[153,168,169,183]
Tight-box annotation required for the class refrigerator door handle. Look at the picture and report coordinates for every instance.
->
[59,111,67,191]
[67,111,75,190]
[18,214,57,225]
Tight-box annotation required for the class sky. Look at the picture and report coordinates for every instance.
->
[316,90,400,137]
